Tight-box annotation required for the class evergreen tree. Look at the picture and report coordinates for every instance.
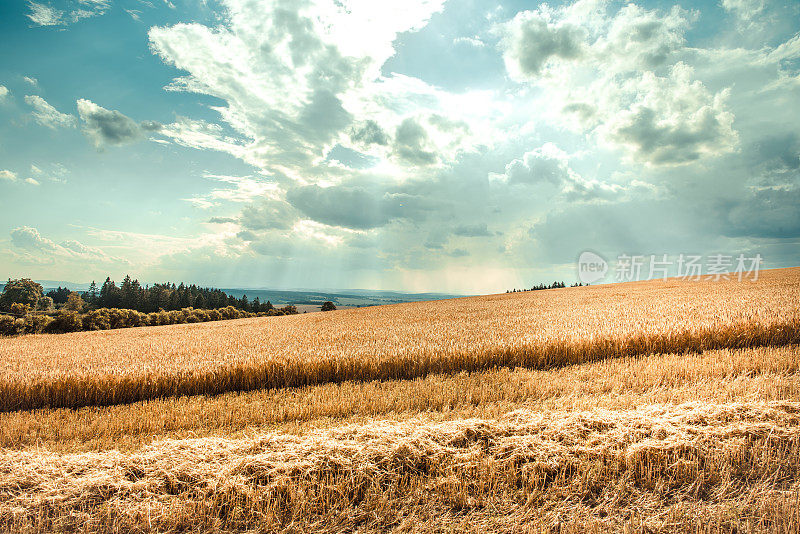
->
[86,281,98,303]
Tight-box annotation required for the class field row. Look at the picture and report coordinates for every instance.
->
[2,344,798,452]
[2,318,798,412]
[1,269,797,411]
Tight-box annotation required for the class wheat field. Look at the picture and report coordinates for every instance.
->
[1,269,799,532]
[2,344,800,533]
[1,268,798,411]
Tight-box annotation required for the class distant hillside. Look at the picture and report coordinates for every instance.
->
[0,280,464,308]
[218,288,465,307]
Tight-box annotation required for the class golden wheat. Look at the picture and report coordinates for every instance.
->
[1,268,798,412]
[2,269,800,532]
[2,345,797,453]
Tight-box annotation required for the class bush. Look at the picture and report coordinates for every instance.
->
[63,292,86,312]
[83,309,111,331]
[24,314,53,333]
[0,315,23,336]
[9,303,30,317]
[44,312,84,334]
[0,302,297,337]
[36,296,54,311]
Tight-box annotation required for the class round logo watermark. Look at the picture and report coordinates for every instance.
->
[577,251,608,284]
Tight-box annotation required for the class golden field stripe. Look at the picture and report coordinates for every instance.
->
[1,317,798,412]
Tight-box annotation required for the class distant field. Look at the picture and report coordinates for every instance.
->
[1,269,799,532]
[1,268,798,411]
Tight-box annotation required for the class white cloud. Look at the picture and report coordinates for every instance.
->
[491,142,625,201]
[721,0,766,25]
[83,225,235,266]
[492,143,572,186]
[24,95,76,129]
[239,198,298,231]
[500,8,586,79]
[24,178,41,186]
[26,163,69,184]
[601,63,739,165]
[26,0,110,27]
[159,116,246,159]
[453,36,485,48]
[11,226,58,250]
[26,2,64,26]
[183,174,281,209]
[0,85,10,101]
[8,226,129,268]
[0,170,17,182]
[499,0,737,166]
[147,0,452,177]
[599,4,691,72]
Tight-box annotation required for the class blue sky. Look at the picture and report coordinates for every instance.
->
[0,0,798,293]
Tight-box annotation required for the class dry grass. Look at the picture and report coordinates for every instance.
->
[1,268,798,411]
[2,401,799,533]
[1,344,798,453]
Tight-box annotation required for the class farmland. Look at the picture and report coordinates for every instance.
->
[1,268,797,412]
[0,268,798,532]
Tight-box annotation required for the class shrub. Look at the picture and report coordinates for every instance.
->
[10,303,31,318]
[0,302,294,337]
[36,296,54,311]
[24,314,53,334]
[83,309,111,331]
[63,293,86,312]
[44,312,84,334]
[0,315,23,336]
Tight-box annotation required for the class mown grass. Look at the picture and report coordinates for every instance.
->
[1,268,798,412]
[2,400,798,533]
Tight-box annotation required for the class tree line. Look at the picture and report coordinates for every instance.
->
[506,281,584,293]
[44,275,279,313]
[0,277,299,336]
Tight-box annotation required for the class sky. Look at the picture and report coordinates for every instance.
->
[0,0,798,293]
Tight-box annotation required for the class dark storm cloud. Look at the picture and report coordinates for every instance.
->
[724,188,800,239]
[611,106,734,165]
